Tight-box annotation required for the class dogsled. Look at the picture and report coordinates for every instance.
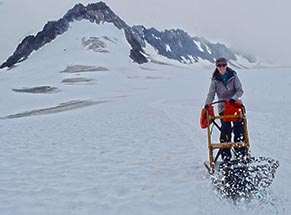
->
[200,100,279,201]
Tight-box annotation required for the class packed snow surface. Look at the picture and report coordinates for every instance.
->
[0,21,290,215]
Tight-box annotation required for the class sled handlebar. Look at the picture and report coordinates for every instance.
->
[209,100,226,105]
[209,100,246,110]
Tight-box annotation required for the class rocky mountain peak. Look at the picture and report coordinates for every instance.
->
[0,2,257,69]
[0,2,129,69]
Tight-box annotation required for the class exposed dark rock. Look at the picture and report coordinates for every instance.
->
[61,77,96,84]
[12,86,59,93]
[124,27,148,64]
[60,65,109,73]
[141,28,236,63]
[2,100,109,119]
[81,37,109,52]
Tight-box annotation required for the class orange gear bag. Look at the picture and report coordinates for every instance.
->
[200,105,214,129]
[223,100,243,122]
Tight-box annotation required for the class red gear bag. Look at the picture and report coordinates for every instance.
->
[200,105,214,129]
[223,100,243,122]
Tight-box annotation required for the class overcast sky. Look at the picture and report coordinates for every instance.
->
[1,0,291,66]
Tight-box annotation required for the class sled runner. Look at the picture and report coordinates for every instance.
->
[200,100,279,201]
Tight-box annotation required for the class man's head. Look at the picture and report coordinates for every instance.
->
[216,57,227,75]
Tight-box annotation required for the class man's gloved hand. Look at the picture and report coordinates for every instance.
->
[229,99,235,104]
[204,104,209,109]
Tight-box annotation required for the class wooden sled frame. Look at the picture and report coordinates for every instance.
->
[205,101,250,174]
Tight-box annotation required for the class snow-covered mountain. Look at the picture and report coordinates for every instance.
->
[0,1,258,70]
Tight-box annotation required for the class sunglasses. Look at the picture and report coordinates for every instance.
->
[216,63,227,67]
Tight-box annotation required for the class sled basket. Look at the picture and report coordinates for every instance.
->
[201,100,250,174]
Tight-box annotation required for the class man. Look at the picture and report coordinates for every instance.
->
[204,57,245,161]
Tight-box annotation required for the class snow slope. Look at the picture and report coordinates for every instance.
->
[0,19,291,215]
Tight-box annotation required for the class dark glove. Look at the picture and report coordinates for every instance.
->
[229,99,235,104]
[204,104,209,109]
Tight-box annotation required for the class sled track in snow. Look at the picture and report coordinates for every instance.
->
[150,99,207,166]
[149,99,197,143]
